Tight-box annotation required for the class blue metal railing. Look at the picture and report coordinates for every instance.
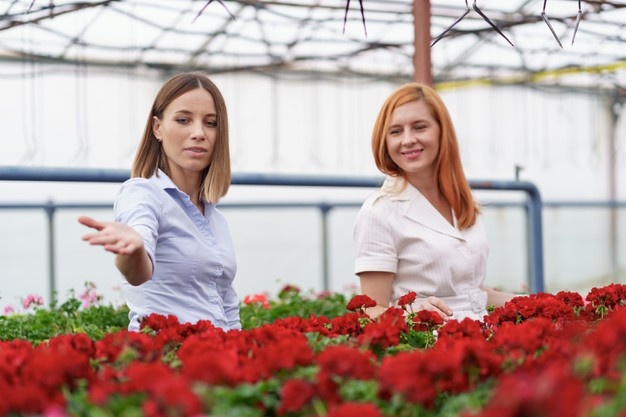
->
[0,165,546,298]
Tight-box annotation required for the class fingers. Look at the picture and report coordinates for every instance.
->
[104,240,129,254]
[426,296,453,316]
[78,216,105,231]
[419,296,453,321]
[79,218,142,256]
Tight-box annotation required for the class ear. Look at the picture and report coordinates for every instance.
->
[152,116,162,141]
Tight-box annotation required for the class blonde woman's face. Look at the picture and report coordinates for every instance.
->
[152,88,217,185]
[385,100,440,181]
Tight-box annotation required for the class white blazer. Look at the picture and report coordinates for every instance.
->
[353,178,489,320]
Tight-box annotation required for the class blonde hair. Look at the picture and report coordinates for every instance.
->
[371,82,479,229]
[131,72,231,203]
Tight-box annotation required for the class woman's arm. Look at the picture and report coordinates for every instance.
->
[358,271,394,319]
[78,216,153,286]
[359,272,454,320]
[482,285,518,308]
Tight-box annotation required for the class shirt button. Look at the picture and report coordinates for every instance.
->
[215,264,224,276]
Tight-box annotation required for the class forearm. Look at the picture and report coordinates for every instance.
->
[115,247,153,286]
[363,304,389,319]
[359,271,394,319]
[483,286,518,308]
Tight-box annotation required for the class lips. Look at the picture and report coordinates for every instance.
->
[185,147,208,153]
[402,149,423,158]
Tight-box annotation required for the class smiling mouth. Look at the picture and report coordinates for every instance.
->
[402,149,423,156]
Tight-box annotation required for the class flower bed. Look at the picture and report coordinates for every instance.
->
[2,284,626,416]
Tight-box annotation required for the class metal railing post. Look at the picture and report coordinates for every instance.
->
[526,185,545,293]
[320,203,331,292]
[44,199,57,305]
[469,179,545,293]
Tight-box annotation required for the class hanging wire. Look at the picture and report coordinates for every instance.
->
[571,0,582,45]
[2,0,20,17]
[342,0,367,36]
[472,1,514,47]
[193,0,235,22]
[431,0,470,47]
[431,0,514,47]
[540,0,563,49]
[26,0,36,13]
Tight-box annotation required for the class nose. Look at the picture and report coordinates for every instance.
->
[401,131,417,146]
[191,121,206,140]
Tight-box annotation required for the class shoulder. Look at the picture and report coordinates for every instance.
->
[115,177,164,212]
[119,176,152,189]
[355,191,402,233]
[359,190,394,215]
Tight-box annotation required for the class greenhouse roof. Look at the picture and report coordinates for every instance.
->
[1,0,625,90]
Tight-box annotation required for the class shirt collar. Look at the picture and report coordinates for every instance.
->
[151,169,212,213]
[151,169,178,191]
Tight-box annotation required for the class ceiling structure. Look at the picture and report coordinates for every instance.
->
[0,0,625,91]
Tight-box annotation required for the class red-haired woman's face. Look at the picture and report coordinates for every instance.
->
[385,99,440,181]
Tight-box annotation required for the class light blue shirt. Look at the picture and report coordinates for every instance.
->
[114,169,240,332]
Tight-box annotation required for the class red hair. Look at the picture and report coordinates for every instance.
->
[371,82,479,229]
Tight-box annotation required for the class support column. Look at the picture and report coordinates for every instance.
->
[413,0,432,85]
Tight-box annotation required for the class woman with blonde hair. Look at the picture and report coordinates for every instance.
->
[354,82,515,321]
[79,72,240,331]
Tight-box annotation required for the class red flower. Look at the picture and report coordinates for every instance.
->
[346,294,377,312]
[411,309,444,332]
[398,291,417,307]
[473,365,587,417]
[243,293,270,308]
[278,379,316,415]
[278,284,301,296]
[437,318,485,342]
[359,308,406,351]
[329,312,366,337]
[378,351,438,407]
[316,345,376,380]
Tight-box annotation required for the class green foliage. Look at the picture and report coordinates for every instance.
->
[0,294,129,344]
[434,381,495,417]
[400,328,438,350]
[198,379,281,417]
[239,287,352,329]
[2,284,352,343]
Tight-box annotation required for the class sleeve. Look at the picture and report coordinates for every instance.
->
[353,206,399,275]
[113,179,161,271]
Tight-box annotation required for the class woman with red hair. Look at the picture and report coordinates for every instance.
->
[354,82,515,321]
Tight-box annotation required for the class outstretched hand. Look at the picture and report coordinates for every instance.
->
[78,216,143,255]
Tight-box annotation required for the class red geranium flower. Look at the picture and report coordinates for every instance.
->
[316,345,376,380]
[411,309,444,332]
[278,379,316,415]
[346,294,377,312]
[398,291,417,307]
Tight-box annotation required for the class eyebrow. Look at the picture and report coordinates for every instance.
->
[173,109,217,117]
[389,119,428,128]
